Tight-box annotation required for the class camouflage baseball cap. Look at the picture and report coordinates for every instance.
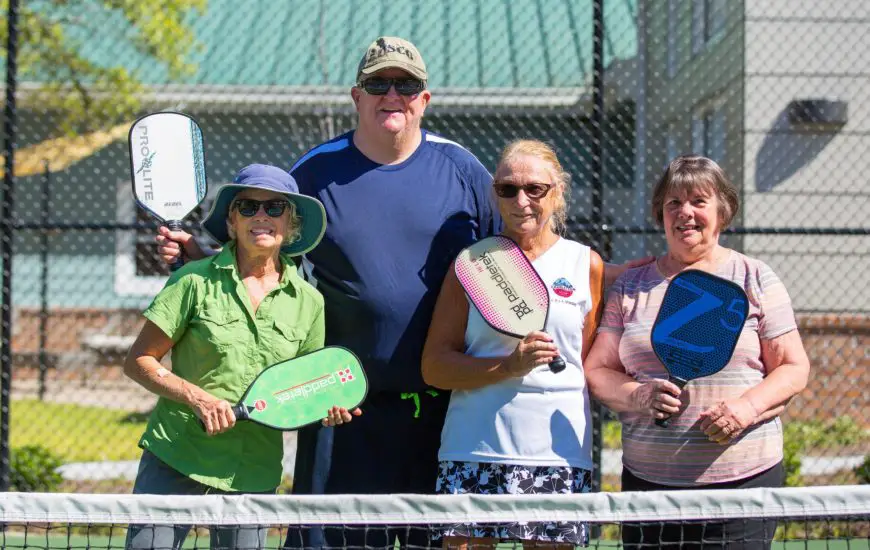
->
[356,36,428,82]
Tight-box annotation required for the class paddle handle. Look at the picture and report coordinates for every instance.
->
[232,404,248,421]
[549,355,567,373]
[166,220,185,271]
[198,404,248,432]
[655,376,687,428]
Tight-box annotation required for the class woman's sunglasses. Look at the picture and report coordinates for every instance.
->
[358,77,426,96]
[232,198,291,218]
[493,183,554,200]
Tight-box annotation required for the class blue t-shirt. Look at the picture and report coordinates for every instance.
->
[291,130,498,393]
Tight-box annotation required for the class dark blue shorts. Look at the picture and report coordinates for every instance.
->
[286,390,449,548]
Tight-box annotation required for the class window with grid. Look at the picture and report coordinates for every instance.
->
[691,101,726,163]
[691,0,727,55]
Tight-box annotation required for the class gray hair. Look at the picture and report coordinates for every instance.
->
[651,155,739,228]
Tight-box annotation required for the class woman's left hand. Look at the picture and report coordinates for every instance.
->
[322,406,362,427]
[699,398,758,444]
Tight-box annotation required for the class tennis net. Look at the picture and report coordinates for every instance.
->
[0,485,867,549]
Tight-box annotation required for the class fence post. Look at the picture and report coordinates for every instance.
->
[38,163,49,401]
[1,0,21,492]
[590,0,606,496]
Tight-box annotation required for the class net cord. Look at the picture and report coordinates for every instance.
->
[0,486,868,526]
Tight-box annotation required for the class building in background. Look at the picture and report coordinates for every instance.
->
[637,0,868,312]
[635,0,868,423]
[10,0,638,312]
[5,0,867,426]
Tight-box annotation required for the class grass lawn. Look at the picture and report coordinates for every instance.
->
[10,400,148,462]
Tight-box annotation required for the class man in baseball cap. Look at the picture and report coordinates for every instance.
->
[356,36,428,82]
[155,36,499,548]
[285,36,498,548]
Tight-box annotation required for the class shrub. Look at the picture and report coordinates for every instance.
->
[781,416,868,487]
[781,433,802,487]
[783,416,867,450]
[856,455,870,485]
[10,445,64,492]
[602,420,622,450]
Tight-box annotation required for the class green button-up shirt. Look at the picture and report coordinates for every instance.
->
[139,242,324,492]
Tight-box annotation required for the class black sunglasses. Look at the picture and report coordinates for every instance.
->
[358,77,426,96]
[493,182,554,200]
[232,198,291,218]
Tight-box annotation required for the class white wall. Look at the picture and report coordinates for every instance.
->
[744,4,870,311]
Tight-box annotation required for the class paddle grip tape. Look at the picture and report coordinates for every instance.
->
[654,376,687,428]
[165,220,186,271]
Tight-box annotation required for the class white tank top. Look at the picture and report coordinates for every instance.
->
[438,238,593,469]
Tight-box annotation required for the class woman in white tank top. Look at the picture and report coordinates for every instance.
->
[422,140,605,549]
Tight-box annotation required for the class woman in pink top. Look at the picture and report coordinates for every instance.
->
[585,156,811,550]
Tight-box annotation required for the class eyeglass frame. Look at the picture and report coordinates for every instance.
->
[492,182,556,200]
[356,76,427,96]
[231,198,294,218]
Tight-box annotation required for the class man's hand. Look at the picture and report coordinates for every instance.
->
[603,256,656,288]
[156,226,205,265]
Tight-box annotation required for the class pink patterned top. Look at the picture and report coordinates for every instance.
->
[599,251,797,486]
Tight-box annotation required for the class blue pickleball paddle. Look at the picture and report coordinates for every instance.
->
[651,270,749,427]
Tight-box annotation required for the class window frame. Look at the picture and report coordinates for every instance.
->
[691,0,726,55]
[691,97,727,163]
[666,0,681,77]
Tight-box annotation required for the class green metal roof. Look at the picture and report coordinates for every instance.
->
[68,0,637,89]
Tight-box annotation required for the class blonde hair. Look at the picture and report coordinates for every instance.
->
[227,199,302,246]
[497,140,571,235]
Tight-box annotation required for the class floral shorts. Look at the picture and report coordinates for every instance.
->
[434,460,592,545]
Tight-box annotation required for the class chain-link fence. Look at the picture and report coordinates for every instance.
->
[1,0,867,493]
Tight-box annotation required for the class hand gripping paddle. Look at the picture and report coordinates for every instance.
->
[128,111,208,271]
[199,346,368,432]
[454,235,566,373]
[651,270,749,427]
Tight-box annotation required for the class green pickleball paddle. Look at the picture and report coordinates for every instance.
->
[206,346,368,431]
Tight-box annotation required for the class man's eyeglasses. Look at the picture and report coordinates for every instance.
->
[358,77,426,96]
[232,198,291,218]
[493,183,554,200]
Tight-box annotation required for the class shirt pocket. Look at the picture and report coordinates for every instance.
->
[182,309,247,382]
[196,309,246,347]
[270,321,307,361]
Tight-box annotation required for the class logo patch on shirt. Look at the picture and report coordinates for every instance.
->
[552,278,575,298]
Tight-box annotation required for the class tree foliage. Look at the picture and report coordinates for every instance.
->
[0,0,206,134]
